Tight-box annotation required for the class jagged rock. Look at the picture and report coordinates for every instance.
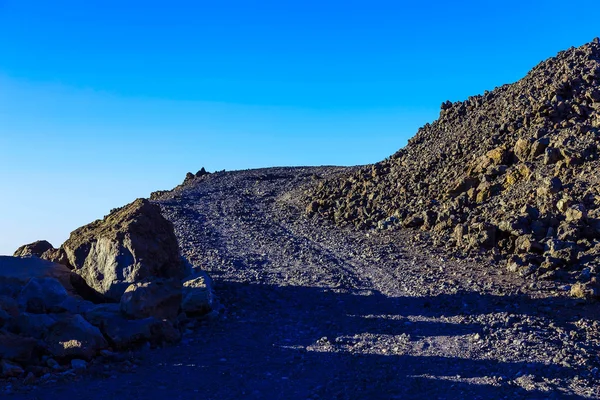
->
[181,271,214,316]
[530,137,550,159]
[40,248,70,268]
[557,222,581,242]
[467,222,497,249]
[45,314,108,360]
[514,138,533,161]
[182,168,210,185]
[565,204,588,223]
[18,277,69,314]
[545,240,578,264]
[120,279,182,321]
[13,240,54,258]
[515,235,543,254]
[544,147,561,165]
[61,198,187,301]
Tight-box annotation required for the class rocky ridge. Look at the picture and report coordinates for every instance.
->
[305,38,600,294]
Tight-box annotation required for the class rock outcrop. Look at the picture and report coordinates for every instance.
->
[305,39,600,291]
[61,198,187,301]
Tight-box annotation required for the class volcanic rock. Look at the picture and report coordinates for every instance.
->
[0,256,77,298]
[181,270,214,316]
[13,240,54,258]
[45,314,108,360]
[304,39,600,287]
[18,277,69,314]
[61,198,187,301]
[84,304,180,350]
[120,279,182,321]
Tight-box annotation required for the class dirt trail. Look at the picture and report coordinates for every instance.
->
[9,167,600,399]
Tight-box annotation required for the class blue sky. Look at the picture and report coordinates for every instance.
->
[0,1,598,255]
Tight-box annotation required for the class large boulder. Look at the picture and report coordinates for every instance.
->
[18,277,69,313]
[120,279,182,321]
[0,256,77,298]
[45,314,107,360]
[84,304,180,349]
[13,240,54,258]
[61,198,187,301]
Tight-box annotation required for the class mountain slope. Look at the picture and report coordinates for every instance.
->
[305,39,600,289]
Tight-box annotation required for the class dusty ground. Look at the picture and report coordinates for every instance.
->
[6,167,600,399]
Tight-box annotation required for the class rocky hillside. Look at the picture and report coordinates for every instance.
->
[305,38,600,293]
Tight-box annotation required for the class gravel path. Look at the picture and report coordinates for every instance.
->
[8,167,600,399]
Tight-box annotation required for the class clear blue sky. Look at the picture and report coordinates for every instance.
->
[0,0,598,255]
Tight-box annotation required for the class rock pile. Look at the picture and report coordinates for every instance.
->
[305,39,600,294]
[1,199,214,380]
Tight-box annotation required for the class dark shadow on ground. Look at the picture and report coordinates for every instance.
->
[12,280,599,400]
[176,281,598,400]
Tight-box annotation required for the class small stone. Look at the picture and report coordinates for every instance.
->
[565,204,587,223]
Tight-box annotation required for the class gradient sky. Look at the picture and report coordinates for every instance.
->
[1,1,599,255]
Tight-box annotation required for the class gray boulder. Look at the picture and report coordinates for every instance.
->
[18,277,69,314]
[0,256,77,298]
[120,279,182,321]
[45,314,108,360]
[61,198,186,301]
[84,304,180,349]
[13,240,54,258]
[181,271,214,316]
